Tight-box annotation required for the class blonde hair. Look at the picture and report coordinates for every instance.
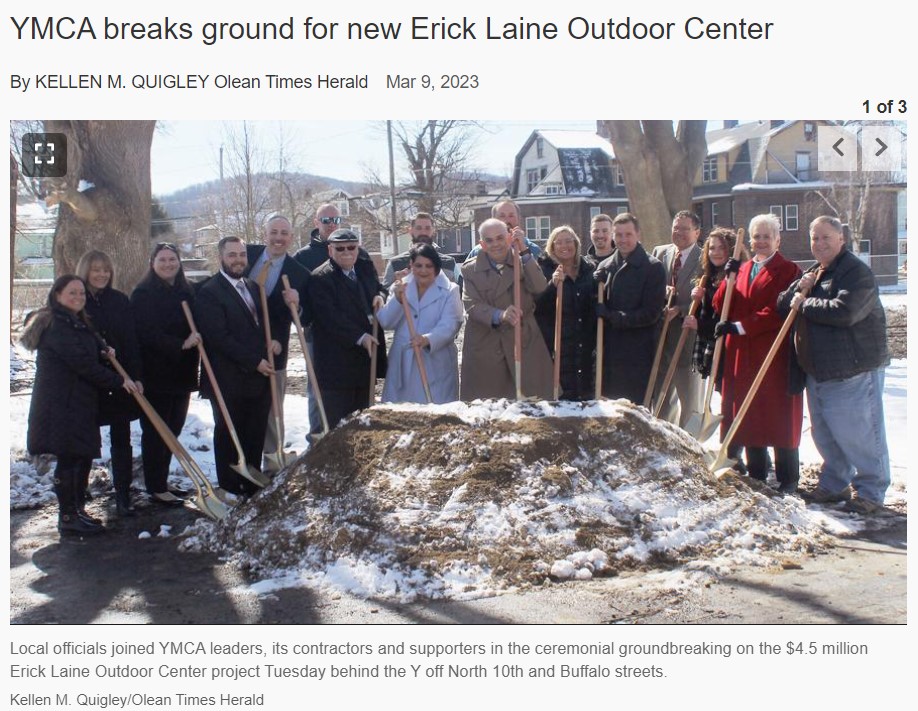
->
[75,250,115,288]
[546,226,581,264]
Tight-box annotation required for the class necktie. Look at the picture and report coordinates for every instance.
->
[347,270,357,281]
[236,281,258,324]
[255,258,273,289]
[672,252,683,286]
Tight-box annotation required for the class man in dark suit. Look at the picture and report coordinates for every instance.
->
[651,210,704,427]
[307,229,387,433]
[195,236,273,496]
[245,213,310,466]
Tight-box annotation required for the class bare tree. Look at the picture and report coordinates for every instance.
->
[600,120,707,249]
[391,120,482,227]
[40,120,156,291]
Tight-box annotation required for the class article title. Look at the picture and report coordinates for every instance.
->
[10,15,775,46]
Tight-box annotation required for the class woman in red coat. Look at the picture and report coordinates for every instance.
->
[712,214,803,493]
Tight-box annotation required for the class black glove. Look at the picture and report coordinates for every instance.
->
[593,267,608,283]
[714,321,739,338]
[723,258,741,276]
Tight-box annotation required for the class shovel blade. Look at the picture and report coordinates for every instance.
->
[686,409,722,442]
[192,491,233,521]
[706,447,736,474]
[263,449,293,473]
[231,462,271,488]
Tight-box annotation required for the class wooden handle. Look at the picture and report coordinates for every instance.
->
[654,276,707,418]
[552,273,563,400]
[643,285,677,408]
[513,247,523,400]
[281,275,329,435]
[594,282,605,399]
[399,283,433,403]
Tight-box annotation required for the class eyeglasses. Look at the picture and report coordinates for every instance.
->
[333,245,357,252]
[319,217,343,225]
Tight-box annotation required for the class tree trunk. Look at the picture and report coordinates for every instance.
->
[43,120,156,292]
[601,120,707,250]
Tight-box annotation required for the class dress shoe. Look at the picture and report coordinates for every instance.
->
[150,491,185,506]
[59,512,105,536]
[116,493,137,517]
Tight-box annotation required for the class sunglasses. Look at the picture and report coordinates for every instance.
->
[333,245,357,252]
[319,217,343,225]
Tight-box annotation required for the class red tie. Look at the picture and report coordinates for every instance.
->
[672,252,683,286]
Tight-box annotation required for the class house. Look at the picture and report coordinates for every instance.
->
[475,122,906,283]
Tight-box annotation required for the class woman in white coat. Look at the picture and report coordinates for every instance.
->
[377,244,464,404]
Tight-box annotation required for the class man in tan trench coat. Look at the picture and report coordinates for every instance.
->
[460,218,553,400]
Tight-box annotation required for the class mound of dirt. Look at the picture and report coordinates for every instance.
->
[190,400,830,601]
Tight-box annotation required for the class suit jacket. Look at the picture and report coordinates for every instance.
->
[245,244,311,370]
[194,273,270,400]
[652,242,702,368]
[308,258,388,388]
[460,251,553,400]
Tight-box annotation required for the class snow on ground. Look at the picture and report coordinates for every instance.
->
[8,333,908,603]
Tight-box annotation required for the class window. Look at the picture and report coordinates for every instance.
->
[590,207,601,219]
[804,122,816,141]
[711,203,720,227]
[770,205,784,228]
[616,205,629,215]
[784,204,799,231]
[525,216,551,241]
[702,157,719,183]
[526,168,541,193]
[381,232,393,253]
[795,152,812,180]
[613,162,625,186]
[334,198,349,217]
[545,184,562,195]
[536,137,544,159]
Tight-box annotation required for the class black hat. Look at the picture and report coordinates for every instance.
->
[328,229,359,243]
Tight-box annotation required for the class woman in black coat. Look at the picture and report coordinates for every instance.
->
[129,243,200,505]
[23,275,138,535]
[534,226,597,400]
[77,250,143,516]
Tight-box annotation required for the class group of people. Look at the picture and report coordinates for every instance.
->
[24,198,892,536]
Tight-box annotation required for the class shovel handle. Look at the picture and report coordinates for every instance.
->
[282,275,329,435]
[594,282,605,399]
[513,246,523,400]
[552,273,563,400]
[398,282,433,403]
[654,275,707,418]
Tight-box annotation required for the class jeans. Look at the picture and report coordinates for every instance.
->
[806,369,890,504]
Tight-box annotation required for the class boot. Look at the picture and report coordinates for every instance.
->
[76,465,102,525]
[55,465,104,536]
[111,444,136,517]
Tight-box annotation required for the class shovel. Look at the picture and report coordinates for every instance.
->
[708,267,821,472]
[594,281,605,400]
[368,314,379,405]
[182,303,269,489]
[108,355,232,521]
[256,280,293,473]
[513,245,524,401]
[685,230,746,441]
[398,280,433,403]
[552,270,564,400]
[282,275,329,438]
[654,276,707,419]
[643,285,677,410]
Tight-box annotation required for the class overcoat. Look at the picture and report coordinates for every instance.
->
[130,279,199,395]
[713,251,803,448]
[84,285,142,423]
[534,254,597,400]
[308,258,388,387]
[24,307,124,458]
[596,244,666,403]
[377,271,464,404]
[459,251,553,400]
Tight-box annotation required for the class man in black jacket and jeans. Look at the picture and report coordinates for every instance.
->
[777,216,890,513]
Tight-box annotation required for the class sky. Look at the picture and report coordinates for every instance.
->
[150,120,599,196]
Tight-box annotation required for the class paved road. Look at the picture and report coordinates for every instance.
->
[9,502,906,625]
